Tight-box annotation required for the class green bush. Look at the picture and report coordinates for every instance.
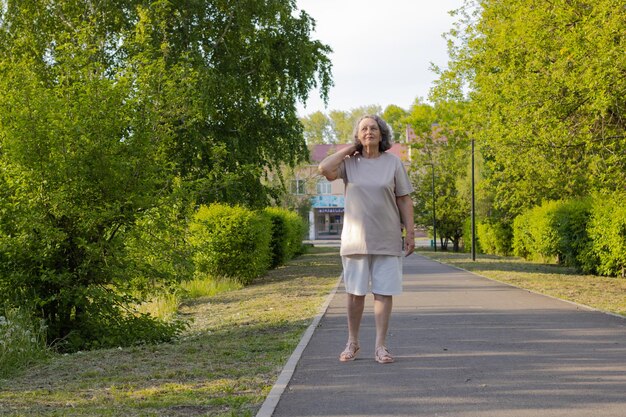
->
[189,204,272,284]
[512,196,624,276]
[461,218,475,254]
[283,209,306,259]
[124,199,195,295]
[260,207,305,269]
[62,301,187,352]
[584,193,626,277]
[264,208,290,268]
[476,220,512,256]
[512,211,533,259]
[553,198,592,269]
[513,201,561,262]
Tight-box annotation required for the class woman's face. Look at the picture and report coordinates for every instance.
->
[357,117,381,148]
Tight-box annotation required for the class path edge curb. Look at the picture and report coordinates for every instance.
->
[255,274,343,417]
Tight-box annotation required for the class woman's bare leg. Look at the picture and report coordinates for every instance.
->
[347,293,365,343]
[373,293,393,348]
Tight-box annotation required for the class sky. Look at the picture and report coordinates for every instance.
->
[295,0,464,116]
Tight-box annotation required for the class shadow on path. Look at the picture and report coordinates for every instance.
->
[271,254,626,417]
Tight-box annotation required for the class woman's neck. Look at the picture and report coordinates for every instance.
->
[361,145,381,159]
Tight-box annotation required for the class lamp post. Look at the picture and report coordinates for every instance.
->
[471,138,476,261]
[424,163,436,252]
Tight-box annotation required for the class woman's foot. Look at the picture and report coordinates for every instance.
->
[339,341,360,362]
[374,345,394,364]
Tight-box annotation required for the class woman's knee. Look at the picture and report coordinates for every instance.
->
[373,293,392,301]
[348,294,366,303]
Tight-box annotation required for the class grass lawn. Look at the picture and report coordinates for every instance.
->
[0,246,342,417]
[417,248,626,317]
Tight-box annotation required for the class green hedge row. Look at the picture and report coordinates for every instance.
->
[462,218,513,256]
[189,204,305,284]
[511,193,626,277]
[264,207,306,268]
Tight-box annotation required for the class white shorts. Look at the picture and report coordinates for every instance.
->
[341,255,403,296]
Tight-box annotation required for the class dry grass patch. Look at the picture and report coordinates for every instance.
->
[418,249,626,317]
[0,247,342,417]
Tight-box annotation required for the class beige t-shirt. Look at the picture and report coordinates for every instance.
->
[338,152,413,256]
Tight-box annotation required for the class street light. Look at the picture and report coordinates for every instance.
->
[424,162,436,252]
[471,138,476,261]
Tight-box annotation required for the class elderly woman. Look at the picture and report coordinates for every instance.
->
[318,114,414,364]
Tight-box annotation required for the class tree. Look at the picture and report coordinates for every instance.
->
[407,100,471,251]
[301,111,334,144]
[382,105,409,142]
[432,0,626,218]
[328,105,383,143]
[0,0,332,349]
[328,110,354,143]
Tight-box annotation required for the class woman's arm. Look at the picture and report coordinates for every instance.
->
[318,144,357,181]
[396,194,415,256]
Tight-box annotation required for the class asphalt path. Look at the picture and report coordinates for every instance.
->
[262,252,626,417]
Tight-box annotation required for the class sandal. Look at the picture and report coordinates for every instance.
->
[375,346,394,364]
[339,341,360,362]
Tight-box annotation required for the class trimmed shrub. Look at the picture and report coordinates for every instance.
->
[189,204,272,284]
[264,208,290,268]
[284,210,306,259]
[584,193,626,277]
[512,211,533,259]
[462,218,482,254]
[263,207,306,268]
[553,198,592,269]
[513,201,561,262]
[476,220,512,256]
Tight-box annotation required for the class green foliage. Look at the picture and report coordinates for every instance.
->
[512,201,562,262]
[408,100,471,251]
[264,208,290,268]
[584,193,626,277]
[123,192,195,296]
[136,293,181,322]
[462,218,480,254]
[433,0,626,217]
[0,29,165,347]
[264,207,306,268]
[189,204,272,285]
[513,200,579,265]
[287,213,307,258]
[0,0,331,351]
[553,199,593,270]
[61,303,187,352]
[330,105,383,143]
[180,277,243,299]
[301,111,335,145]
[513,196,625,277]
[328,110,354,143]
[382,105,410,143]
[511,212,533,260]
[300,105,392,146]
[0,307,48,379]
[476,221,512,256]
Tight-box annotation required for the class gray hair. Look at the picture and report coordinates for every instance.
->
[352,114,393,152]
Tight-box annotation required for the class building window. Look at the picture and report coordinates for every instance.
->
[291,179,306,195]
[316,179,331,195]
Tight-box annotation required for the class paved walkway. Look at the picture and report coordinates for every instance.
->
[262,253,626,417]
